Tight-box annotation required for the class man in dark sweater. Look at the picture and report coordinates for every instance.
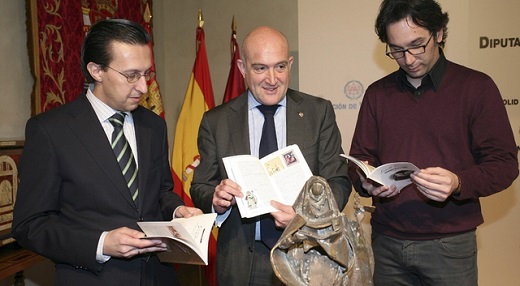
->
[349,0,519,285]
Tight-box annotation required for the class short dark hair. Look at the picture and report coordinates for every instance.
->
[81,19,151,83]
[375,0,449,47]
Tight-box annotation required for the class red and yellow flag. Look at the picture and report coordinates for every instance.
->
[222,16,246,104]
[140,2,165,117]
[171,13,217,286]
[172,27,215,204]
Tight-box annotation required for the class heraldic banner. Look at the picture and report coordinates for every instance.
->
[28,0,160,115]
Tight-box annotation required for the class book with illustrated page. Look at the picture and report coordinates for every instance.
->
[137,213,217,265]
[341,154,419,192]
[223,144,313,218]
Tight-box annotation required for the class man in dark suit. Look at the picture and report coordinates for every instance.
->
[190,26,352,286]
[12,19,201,286]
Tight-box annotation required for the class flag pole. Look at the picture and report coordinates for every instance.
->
[198,9,204,28]
[231,15,237,57]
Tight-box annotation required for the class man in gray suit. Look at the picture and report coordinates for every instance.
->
[190,26,352,286]
[13,19,201,286]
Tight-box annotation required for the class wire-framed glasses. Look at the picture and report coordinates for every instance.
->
[385,34,434,60]
[106,66,155,83]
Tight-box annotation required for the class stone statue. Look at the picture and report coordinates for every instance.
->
[270,176,374,285]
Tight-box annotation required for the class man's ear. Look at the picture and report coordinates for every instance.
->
[237,59,246,77]
[87,62,103,82]
[435,29,444,44]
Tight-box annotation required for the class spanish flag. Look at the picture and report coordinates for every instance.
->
[171,12,217,286]
[172,20,215,204]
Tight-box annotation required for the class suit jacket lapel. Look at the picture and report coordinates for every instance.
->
[228,90,307,155]
[227,93,251,155]
[286,89,307,147]
[67,95,137,208]
[133,107,151,210]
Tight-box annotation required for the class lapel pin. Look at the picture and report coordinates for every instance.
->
[298,112,304,118]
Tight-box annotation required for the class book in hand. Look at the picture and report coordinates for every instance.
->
[340,154,419,192]
[137,213,217,265]
[223,144,313,218]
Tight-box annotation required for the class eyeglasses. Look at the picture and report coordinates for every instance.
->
[385,34,434,60]
[106,66,155,83]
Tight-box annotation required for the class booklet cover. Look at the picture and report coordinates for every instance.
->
[341,154,419,192]
[137,213,217,265]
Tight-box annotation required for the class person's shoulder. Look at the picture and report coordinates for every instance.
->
[367,71,399,91]
[31,94,87,123]
[362,75,398,100]
[286,89,329,105]
[206,92,248,116]
[132,105,165,125]
[446,60,493,81]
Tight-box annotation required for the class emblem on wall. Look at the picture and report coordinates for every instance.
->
[344,80,364,100]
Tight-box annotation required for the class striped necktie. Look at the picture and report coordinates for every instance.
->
[109,112,139,204]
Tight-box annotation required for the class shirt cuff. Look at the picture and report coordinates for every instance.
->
[172,206,183,219]
[213,205,231,228]
[96,231,111,263]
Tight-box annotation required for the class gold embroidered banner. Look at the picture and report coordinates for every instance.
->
[28,0,163,116]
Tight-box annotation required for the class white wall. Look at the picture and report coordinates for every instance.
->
[0,1,47,285]
[0,0,32,141]
[468,1,520,284]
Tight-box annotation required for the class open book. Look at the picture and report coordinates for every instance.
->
[341,154,419,192]
[223,144,313,218]
[137,213,217,265]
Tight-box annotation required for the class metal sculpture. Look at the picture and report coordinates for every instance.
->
[270,176,374,285]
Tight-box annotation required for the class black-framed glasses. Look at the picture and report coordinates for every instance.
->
[106,66,155,83]
[385,34,434,59]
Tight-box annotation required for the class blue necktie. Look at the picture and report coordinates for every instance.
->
[257,104,283,249]
[109,112,139,204]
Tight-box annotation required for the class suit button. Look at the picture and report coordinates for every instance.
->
[139,217,144,221]
[248,246,254,252]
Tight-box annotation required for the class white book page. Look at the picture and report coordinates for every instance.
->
[369,162,419,192]
[262,145,313,205]
[340,154,374,175]
[223,145,313,218]
[223,155,282,218]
